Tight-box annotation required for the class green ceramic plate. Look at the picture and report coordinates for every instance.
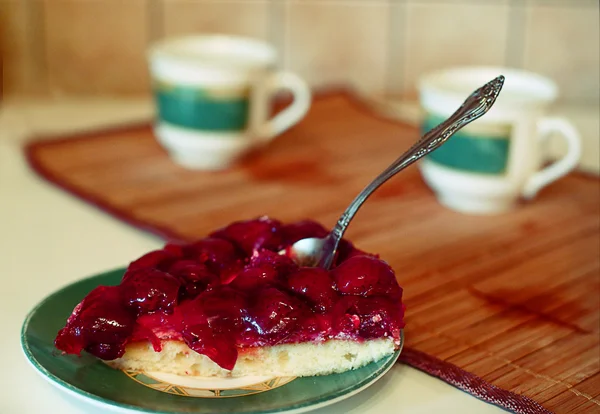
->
[22,268,403,414]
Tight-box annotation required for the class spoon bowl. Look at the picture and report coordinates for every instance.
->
[283,237,327,267]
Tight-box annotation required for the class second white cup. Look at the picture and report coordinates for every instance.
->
[418,67,582,214]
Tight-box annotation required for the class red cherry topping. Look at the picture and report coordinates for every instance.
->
[54,286,135,360]
[182,324,238,371]
[55,218,405,371]
[168,261,219,299]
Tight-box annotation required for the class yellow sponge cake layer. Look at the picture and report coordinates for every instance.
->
[106,338,396,378]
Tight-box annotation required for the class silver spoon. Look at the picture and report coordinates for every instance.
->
[284,75,506,269]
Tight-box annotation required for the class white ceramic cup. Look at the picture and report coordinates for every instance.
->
[417,67,582,215]
[148,35,311,170]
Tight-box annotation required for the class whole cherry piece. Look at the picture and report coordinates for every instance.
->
[287,267,338,312]
[211,217,284,255]
[331,255,400,297]
[192,286,249,335]
[121,268,181,315]
[246,287,306,344]
[54,285,135,360]
[229,265,279,290]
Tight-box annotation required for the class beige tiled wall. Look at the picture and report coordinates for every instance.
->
[0,0,45,95]
[401,1,511,96]
[43,0,150,96]
[286,1,390,93]
[163,1,271,41]
[1,0,598,104]
[522,2,599,103]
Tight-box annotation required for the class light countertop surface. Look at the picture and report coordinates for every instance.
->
[2,95,596,414]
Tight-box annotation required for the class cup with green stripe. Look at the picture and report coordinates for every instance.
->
[417,67,581,215]
[148,35,311,170]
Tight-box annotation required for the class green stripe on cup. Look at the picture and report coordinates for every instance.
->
[154,83,249,132]
[422,115,511,175]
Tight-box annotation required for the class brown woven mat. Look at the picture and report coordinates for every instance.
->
[25,91,600,414]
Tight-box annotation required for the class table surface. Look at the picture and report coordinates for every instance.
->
[0,98,510,414]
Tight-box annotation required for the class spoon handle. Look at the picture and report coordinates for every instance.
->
[318,75,505,269]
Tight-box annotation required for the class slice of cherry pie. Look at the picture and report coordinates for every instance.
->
[55,217,405,377]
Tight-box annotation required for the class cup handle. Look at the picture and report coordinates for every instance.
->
[258,71,311,141]
[522,117,582,199]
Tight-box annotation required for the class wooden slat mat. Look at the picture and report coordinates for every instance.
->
[25,91,600,414]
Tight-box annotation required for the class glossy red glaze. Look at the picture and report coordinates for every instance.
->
[55,218,405,370]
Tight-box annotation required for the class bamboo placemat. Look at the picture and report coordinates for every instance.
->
[25,91,600,414]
